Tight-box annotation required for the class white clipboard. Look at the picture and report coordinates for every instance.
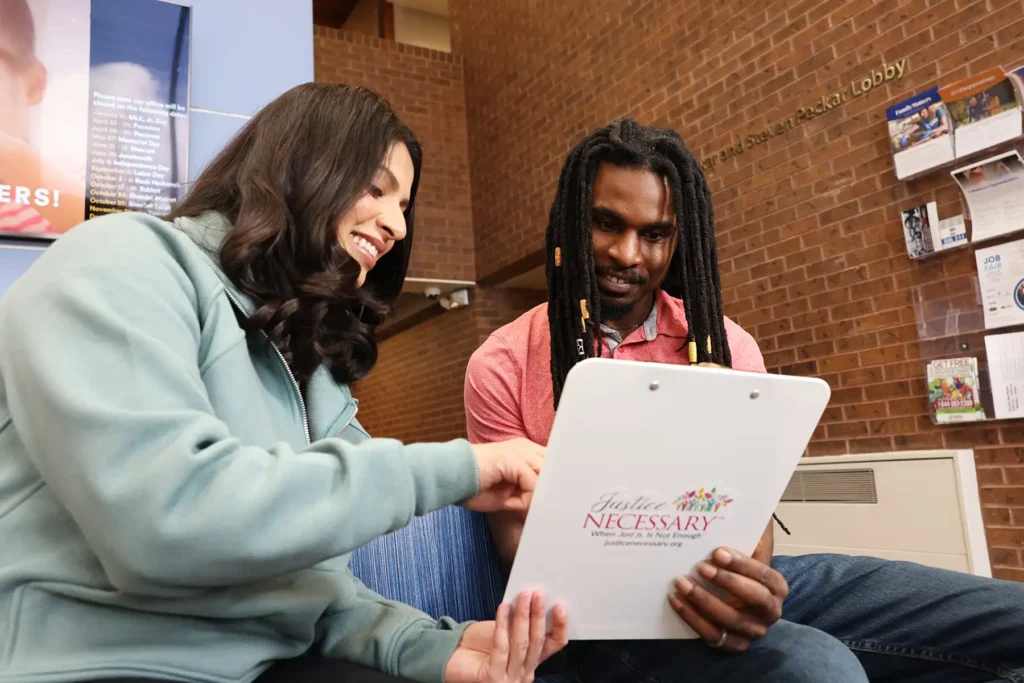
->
[503,358,831,640]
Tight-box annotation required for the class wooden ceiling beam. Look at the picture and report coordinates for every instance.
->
[313,0,361,28]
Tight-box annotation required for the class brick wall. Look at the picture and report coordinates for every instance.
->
[450,0,1024,580]
[314,26,474,280]
[354,288,544,444]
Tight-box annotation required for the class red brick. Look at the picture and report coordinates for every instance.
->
[977,449,1024,466]
[848,437,896,454]
[892,432,945,450]
[807,439,849,457]
[314,27,474,281]
[845,401,889,420]
[994,567,1024,582]
[977,467,1007,486]
[986,527,1024,548]
[989,545,1018,565]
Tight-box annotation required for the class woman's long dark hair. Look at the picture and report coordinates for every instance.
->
[168,83,421,384]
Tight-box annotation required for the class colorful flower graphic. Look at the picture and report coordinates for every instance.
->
[672,487,733,513]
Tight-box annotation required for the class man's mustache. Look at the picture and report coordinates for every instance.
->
[595,266,648,285]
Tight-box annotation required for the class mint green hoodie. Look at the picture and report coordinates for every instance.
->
[0,212,479,683]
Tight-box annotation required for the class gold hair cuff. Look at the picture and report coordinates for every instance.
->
[554,247,562,266]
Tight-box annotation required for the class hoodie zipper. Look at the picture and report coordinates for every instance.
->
[334,403,359,437]
[222,288,311,445]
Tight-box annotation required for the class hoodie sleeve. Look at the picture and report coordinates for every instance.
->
[0,217,479,593]
[317,572,472,683]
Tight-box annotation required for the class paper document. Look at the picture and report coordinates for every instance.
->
[952,151,1024,243]
[985,333,1024,419]
[504,359,830,641]
[976,238,1024,329]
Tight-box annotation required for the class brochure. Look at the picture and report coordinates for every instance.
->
[900,202,966,258]
[939,68,1023,157]
[952,150,1024,243]
[927,357,985,423]
[886,87,955,179]
[975,238,1024,329]
[985,332,1024,419]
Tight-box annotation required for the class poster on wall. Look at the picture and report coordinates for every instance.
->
[0,0,190,239]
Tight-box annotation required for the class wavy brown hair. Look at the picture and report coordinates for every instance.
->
[168,83,421,383]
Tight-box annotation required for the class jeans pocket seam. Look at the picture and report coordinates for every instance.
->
[842,638,1024,683]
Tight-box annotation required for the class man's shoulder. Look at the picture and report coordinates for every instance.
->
[474,302,549,359]
[722,315,757,345]
[722,316,765,372]
[658,294,764,371]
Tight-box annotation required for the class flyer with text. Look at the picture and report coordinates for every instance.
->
[976,238,1024,330]
[952,151,1024,243]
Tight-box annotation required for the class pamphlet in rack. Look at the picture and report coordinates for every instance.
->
[886,87,955,179]
[985,332,1024,419]
[927,357,986,423]
[952,150,1024,243]
[901,201,966,258]
[976,238,1024,330]
[939,68,1023,158]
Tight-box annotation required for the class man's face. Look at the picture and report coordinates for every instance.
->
[589,163,677,321]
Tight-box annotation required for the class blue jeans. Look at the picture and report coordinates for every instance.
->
[562,554,1024,682]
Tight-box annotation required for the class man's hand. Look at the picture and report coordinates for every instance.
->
[465,439,545,513]
[667,547,788,653]
[445,591,569,683]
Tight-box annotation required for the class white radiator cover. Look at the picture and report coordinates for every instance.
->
[774,450,991,577]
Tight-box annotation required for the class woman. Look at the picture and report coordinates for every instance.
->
[0,83,567,683]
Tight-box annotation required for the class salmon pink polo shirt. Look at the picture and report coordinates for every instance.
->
[464,290,767,446]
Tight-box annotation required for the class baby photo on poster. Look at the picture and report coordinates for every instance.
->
[0,0,90,237]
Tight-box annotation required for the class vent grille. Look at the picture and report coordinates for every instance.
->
[780,468,878,504]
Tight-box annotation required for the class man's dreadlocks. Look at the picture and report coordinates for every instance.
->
[544,120,792,537]
[545,118,732,409]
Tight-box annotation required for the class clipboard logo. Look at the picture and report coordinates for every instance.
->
[673,487,734,513]
[582,489,734,548]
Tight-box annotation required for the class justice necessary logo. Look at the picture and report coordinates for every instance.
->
[583,488,736,548]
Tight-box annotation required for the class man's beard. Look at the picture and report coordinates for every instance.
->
[599,296,637,323]
[594,265,647,323]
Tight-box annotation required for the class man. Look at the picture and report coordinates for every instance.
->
[0,0,85,234]
[465,119,1024,682]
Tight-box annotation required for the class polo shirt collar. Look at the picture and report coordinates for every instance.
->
[599,290,689,348]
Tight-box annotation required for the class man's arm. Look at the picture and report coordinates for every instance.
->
[464,335,531,567]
